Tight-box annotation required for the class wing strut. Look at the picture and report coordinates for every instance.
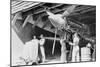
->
[52,29,57,54]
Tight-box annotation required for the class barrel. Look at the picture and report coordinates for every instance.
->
[81,47,91,61]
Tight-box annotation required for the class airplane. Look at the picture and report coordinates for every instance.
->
[21,4,91,54]
[12,1,96,64]
[44,5,78,54]
[45,5,77,31]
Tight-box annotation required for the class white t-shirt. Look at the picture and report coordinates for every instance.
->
[39,39,45,46]
[73,37,79,46]
[69,36,79,46]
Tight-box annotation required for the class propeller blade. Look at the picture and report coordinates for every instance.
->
[44,7,55,16]
[62,5,78,17]
[46,10,55,16]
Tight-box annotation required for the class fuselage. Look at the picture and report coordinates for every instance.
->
[48,14,67,29]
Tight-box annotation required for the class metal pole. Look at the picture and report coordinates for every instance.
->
[52,29,57,54]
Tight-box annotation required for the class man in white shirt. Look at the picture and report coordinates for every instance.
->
[60,36,67,63]
[39,34,46,63]
[69,33,80,62]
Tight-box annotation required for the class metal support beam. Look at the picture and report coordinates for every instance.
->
[12,12,22,26]
[52,29,57,54]
[22,15,32,28]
